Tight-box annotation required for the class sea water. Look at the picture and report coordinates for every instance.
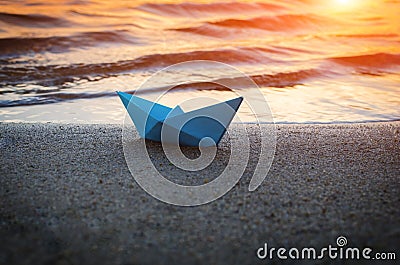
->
[0,0,399,123]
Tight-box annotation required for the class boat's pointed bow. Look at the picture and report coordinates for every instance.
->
[225,96,243,113]
[116,91,132,109]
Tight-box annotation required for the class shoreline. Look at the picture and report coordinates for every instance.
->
[1,122,399,264]
[2,117,400,125]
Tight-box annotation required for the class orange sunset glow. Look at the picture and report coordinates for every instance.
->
[0,0,399,123]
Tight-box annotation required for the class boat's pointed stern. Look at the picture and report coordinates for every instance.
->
[211,96,243,144]
[117,91,131,109]
[225,96,243,113]
[116,91,157,138]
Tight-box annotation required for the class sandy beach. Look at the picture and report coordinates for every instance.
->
[1,122,399,264]
[1,0,400,264]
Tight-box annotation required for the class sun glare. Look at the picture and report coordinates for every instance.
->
[328,0,361,11]
[335,0,360,7]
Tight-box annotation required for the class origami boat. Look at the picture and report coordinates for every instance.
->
[117,91,243,147]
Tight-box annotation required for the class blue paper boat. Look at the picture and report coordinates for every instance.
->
[117,91,243,147]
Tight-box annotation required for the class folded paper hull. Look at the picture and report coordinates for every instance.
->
[117,91,243,147]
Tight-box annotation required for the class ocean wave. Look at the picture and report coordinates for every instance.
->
[329,53,400,68]
[333,33,398,39]
[0,12,72,28]
[250,69,322,87]
[2,49,395,91]
[0,48,281,86]
[211,14,324,29]
[136,2,285,17]
[0,31,138,57]
[0,91,112,107]
[69,10,133,19]
[22,0,90,6]
[172,14,327,36]
[0,69,321,107]
[355,16,383,22]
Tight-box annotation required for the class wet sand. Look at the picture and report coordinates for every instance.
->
[1,122,399,265]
